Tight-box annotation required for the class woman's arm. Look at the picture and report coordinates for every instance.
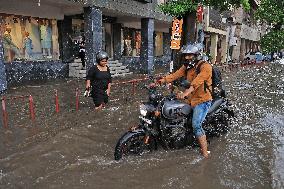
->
[107,83,111,96]
[86,80,91,89]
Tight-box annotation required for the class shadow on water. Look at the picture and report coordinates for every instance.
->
[0,63,284,188]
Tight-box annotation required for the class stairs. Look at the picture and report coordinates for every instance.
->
[108,60,133,77]
[69,58,86,79]
[69,59,132,79]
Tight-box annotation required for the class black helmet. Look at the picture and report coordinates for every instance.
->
[96,51,109,63]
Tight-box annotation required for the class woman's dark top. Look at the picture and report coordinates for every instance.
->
[86,65,112,96]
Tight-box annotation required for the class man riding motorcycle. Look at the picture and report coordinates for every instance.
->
[155,43,212,158]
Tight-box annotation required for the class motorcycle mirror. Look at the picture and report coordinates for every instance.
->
[180,80,191,89]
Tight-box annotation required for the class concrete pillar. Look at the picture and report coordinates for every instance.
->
[239,38,246,61]
[232,38,241,62]
[113,23,122,60]
[220,35,227,64]
[163,33,171,56]
[210,34,218,64]
[84,6,102,70]
[57,16,73,63]
[140,18,154,75]
[231,24,242,62]
[51,19,60,60]
[0,16,7,93]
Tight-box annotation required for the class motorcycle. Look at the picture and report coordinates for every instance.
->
[114,82,234,160]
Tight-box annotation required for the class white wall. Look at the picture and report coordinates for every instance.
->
[240,24,260,41]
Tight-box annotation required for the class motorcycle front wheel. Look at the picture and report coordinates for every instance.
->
[114,131,153,160]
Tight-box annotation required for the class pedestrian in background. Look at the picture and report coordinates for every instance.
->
[85,51,112,110]
[79,36,86,69]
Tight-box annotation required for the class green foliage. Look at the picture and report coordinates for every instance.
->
[158,0,250,17]
[255,0,284,52]
[159,0,197,18]
[255,0,284,26]
[260,30,284,53]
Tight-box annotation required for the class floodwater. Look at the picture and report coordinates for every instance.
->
[0,63,284,189]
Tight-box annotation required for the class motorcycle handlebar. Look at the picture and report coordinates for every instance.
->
[146,83,190,100]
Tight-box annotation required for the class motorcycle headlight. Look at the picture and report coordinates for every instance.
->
[139,104,147,116]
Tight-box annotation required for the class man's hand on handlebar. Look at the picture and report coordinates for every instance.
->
[177,91,188,99]
[149,77,165,88]
[177,86,194,100]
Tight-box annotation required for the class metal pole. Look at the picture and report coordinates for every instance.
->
[226,23,232,65]
[226,16,234,65]
[1,97,8,128]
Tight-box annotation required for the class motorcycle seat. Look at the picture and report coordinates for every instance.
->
[208,98,223,114]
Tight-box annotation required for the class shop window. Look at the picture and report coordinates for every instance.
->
[2,15,60,62]
[122,28,141,57]
[71,19,84,59]
[72,19,84,40]
[155,32,163,56]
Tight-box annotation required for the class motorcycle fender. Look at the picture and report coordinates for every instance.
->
[117,129,146,145]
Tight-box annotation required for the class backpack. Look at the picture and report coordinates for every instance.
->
[195,62,226,98]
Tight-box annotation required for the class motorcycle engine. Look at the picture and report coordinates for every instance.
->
[161,118,188,149]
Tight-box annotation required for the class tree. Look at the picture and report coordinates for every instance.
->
[159,0,250,69]
[159,0,250,44]
[255,0,284,53]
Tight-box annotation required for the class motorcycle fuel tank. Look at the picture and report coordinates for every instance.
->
[162,100,192,119]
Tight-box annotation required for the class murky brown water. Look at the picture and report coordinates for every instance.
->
[0,63,284,189]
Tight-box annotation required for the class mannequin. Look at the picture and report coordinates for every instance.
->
[124,35,132,56]
[40,19,52,58]
[3,25,20,62]
[23,32,33,59]
[135,31,141,56]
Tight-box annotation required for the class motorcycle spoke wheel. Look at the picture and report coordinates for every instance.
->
[121,135,146,155]
[115,133,152,160]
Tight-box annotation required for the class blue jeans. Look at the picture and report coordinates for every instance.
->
[192,101,212,137]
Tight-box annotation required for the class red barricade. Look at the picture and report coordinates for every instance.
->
[29,95,35,121]
[1,97,8,128]
[1,95,35,128]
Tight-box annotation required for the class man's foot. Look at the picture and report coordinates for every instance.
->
[197,135,210,158]
[201,150,210,158]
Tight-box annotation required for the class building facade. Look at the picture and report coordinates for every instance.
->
[203,0,263,64]
[0,0,172,93]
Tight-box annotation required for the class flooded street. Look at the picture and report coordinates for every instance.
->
[1,63,284,189]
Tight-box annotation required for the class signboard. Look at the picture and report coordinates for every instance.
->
[170,18,183,50]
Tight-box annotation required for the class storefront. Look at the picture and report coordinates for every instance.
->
[121,27,164,57]
[0,0,83,89]
[2,14,60,62]
[0,0,172,92]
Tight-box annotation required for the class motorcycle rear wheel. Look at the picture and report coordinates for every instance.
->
[114,132,152,160]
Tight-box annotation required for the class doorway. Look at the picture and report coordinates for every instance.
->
[102,23,113,59]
